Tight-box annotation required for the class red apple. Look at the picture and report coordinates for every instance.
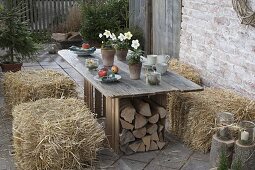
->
[82,43,90,49]
[98,69,107,77]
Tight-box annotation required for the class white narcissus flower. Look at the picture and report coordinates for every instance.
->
[103,30,111,38]
[118,33,126,42]
[124,31,133,40]
[111,33,117,40]
[131,40,140,49]
[99,33,103,38]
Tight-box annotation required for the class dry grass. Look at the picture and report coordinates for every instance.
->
[168,88,255,153]
[13,98,105,170]
[169,59,202,85]
[3,70,77,114]
[54,3,82,33]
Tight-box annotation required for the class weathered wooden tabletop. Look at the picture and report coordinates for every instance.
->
[58,49,203,98]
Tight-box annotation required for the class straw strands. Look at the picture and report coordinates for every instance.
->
[168,88,255,153]
[13,98,105,170]
[3,70,77,114]
[169,59,202,85]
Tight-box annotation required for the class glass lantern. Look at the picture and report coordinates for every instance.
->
[238,121,255,146]
[146,72,161,85]
[215,112,234,140]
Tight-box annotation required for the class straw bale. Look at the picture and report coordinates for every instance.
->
[12,98,105,170]
[167,87,255,153]
[169,59,202,85]
[3,70,77,114]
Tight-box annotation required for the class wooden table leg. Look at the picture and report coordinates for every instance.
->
[84,79,94,112]
[84,79,89,104]
[95,88,102,118]
[105,97,120,153]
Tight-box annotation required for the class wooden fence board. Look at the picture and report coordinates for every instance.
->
[129,0,181,57]
[1,0,77,33]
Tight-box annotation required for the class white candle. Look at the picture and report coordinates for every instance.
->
[241,131,249,141]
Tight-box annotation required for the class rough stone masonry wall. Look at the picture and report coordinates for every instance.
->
[179,0,255,99]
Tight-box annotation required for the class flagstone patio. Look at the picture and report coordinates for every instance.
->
[0,47,211,170]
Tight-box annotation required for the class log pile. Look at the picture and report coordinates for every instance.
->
[119,99,166,154]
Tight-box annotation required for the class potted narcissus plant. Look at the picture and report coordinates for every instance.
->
[0,1,38,72]
[127,39,143,80]
[99,30,116,67]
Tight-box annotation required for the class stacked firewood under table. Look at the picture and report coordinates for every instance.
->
[119,98,167,154]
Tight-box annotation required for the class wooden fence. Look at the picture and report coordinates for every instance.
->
[129,0,182,57]
[1,0,77,32]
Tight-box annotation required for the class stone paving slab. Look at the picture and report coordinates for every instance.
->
[121,150,159,163]
[145,142,193,169]
[108,158,148,170]
[22,66,43,70]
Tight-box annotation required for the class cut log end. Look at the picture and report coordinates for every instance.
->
[149,141,158,151]
[121,106,136,123]
[133,127,147,139]
[148,114,159,124]
[133,99,152,117]
[120,118,134,130]
[157,141,166,150]
[147,124,158,135]
[135,113,147,129]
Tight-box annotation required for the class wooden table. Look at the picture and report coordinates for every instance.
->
[58,49,203,153]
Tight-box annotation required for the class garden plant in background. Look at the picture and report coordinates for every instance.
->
[0,1,38,72]
[127,39,143,80]
[114,31,133,61]
[80,0,129,46]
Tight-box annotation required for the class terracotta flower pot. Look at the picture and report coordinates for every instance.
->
[0,63,23,72]
[101,48,116,67]
[129,63,142,80]
[116,49,128,61]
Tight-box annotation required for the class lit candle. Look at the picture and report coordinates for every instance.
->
[241,131,249,141]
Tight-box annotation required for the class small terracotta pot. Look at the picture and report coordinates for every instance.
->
[116,49,128,61]
[129,63,142,80]
[101,48,116,67]
[0,63,23,72]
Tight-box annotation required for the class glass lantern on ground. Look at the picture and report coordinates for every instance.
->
[238,121,255,146]
[216,112,234,140]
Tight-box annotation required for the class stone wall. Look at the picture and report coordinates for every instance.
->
[179,0,255,99]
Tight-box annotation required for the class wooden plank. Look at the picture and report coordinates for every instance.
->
[172,0,182,57]
[84,79,90,106]
[103,95,106,117]
[95,88,103,118]
[33,0,38,32]
[57,0,61,26]
[114,98,120,153]
[41,0,46,31]
[29,0,34,31]
[61,0,65,25]
[45,0,49,31]
[65,0,69,18]
[90,83,94,112]
[58,49,203,98]
[105,97,113,148]
[25,0,30,28]
[38,0,42,32]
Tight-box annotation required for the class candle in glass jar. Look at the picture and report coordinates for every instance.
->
[241,131,249,141]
